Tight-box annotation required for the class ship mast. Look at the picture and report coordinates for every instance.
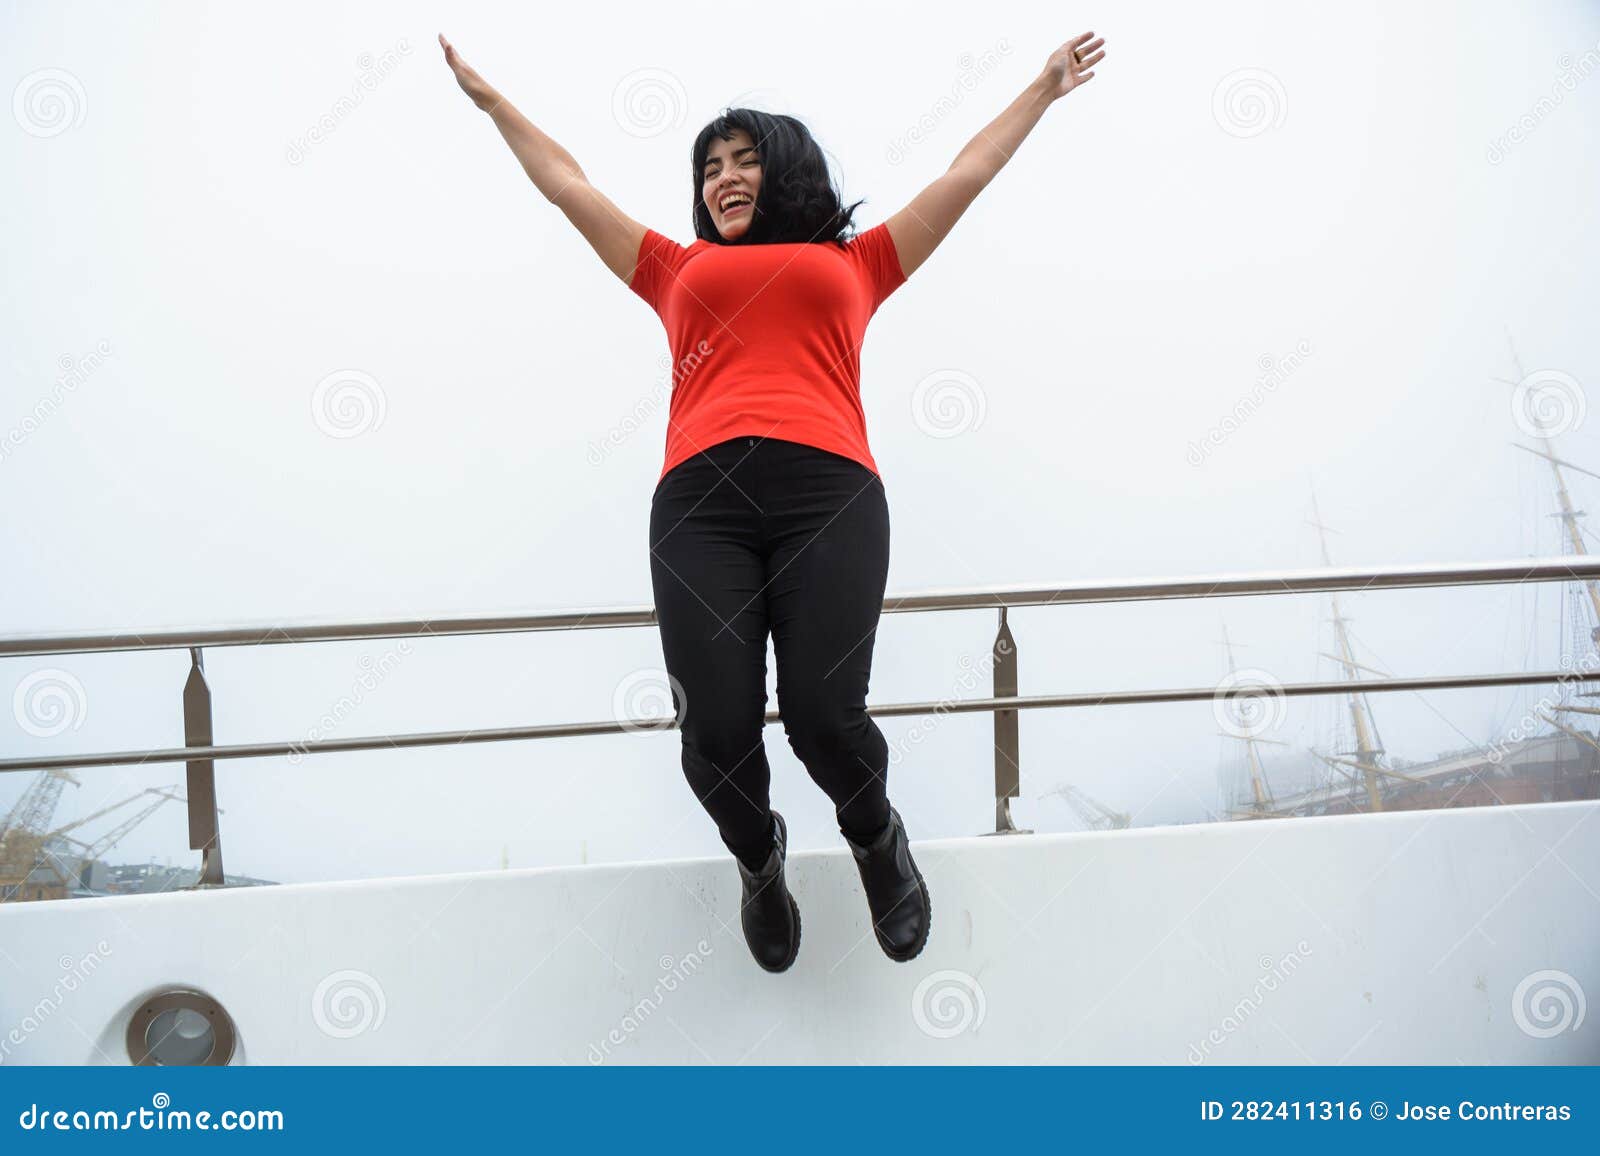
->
[1308,490,1386,811]
[1502,338,1600,762]
[1217,620,1278,815]
[1503,338,1600,649]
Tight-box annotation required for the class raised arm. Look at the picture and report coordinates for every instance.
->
[885,31,1107,278]
[439,34,646,285]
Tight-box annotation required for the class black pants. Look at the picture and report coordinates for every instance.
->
[649,434,894,866]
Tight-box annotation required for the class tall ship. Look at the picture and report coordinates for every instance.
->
[1218,347,1600,822]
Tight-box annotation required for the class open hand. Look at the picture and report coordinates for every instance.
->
[439,33,500,112]
[1042,32,1106,99]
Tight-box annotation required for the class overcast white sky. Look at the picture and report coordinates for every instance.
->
[4,0,1599,887]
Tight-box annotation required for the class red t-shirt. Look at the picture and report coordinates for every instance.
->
[628,222,908,484]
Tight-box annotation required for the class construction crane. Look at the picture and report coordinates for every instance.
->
[50,788,188,875]
[1041,783,1131,832]
[0,768,79,854]
[2,784,188,902]
[0,769,80,899]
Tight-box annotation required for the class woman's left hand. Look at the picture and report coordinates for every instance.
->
[1041,31,1106,99]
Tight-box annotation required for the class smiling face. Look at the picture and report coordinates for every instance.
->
[702,128,762,241]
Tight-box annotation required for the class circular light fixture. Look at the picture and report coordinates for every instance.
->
[126,990,236,1066]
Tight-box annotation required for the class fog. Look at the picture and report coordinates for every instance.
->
[4,0,1598,886]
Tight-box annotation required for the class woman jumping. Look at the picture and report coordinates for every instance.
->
[440,30,1107,972]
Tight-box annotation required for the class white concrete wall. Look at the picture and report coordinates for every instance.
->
[1,800,1595,1065]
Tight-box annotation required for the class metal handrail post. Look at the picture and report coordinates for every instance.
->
[990,607,1027,835]
[182,648,224,887]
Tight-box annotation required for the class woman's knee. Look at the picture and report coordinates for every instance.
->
[679,707,766,776]
[781,701,876,767]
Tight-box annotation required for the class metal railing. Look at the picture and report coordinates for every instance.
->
[3,556,1598,886]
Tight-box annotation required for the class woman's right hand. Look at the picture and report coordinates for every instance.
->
[439,33,501,112]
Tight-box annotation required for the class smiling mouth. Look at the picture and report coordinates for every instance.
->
[719,192,753,217]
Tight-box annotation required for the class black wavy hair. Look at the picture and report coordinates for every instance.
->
[691,108,865,247]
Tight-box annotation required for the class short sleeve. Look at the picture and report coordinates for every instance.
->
[843,222,908,312]
[629,228,691,310]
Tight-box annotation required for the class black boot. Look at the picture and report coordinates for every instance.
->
[734,810,801,973]
[844,806,931,962]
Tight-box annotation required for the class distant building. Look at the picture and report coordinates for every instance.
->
[3,855,277,903]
